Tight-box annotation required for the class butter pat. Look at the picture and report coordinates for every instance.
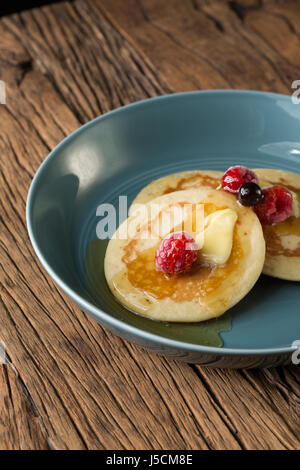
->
[200,209,238,265]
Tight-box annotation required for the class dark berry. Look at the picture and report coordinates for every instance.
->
[238,182,263,207]
[254,186,293,224]
[221,166,258,194]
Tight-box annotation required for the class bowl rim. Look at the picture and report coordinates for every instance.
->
[26,89,299,356]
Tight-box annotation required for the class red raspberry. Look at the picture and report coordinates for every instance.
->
[155,231,198,275]
[222,166,258,193]
[254,186,293,224]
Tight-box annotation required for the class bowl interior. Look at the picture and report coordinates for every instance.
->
[28,91,300,351]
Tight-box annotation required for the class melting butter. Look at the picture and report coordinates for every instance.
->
[197,209,238,265]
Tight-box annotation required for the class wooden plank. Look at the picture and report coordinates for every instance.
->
[0,0,299,450]
[98,0,294,93]
[197,366,300,449]
[0,363,49,450]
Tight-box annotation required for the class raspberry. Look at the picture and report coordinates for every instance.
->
[254,186,293,224]
[222,166,258,194]
[155,231,198,275]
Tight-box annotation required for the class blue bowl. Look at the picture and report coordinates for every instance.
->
[27,90,300,368]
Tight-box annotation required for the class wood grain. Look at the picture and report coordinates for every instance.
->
[0,0,299,450]
[0,361,48,450]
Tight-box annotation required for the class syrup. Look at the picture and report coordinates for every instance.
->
[163,174,219,195]
[86,238,232,348]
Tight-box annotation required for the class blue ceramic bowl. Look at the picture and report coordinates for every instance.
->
[27,90,300,368]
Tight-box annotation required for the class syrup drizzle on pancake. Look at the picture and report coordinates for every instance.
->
[122,203,243,303]
[163,174,220,194]
[86,239,232,347]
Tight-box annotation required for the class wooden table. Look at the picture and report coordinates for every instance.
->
[0,0,299,450]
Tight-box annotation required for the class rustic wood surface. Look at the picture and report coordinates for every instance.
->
[0,0,299,450]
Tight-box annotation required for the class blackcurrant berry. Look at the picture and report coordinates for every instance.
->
[238,182,263,207]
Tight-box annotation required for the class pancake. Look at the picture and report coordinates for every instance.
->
[254,168,300,281]
[129,170,223,216]
[131,168,300,281]
[105,188,265,322]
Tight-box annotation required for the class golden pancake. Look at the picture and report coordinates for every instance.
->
[254,168,300,281]
[105,188,265,322]
[129,170,223,216]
